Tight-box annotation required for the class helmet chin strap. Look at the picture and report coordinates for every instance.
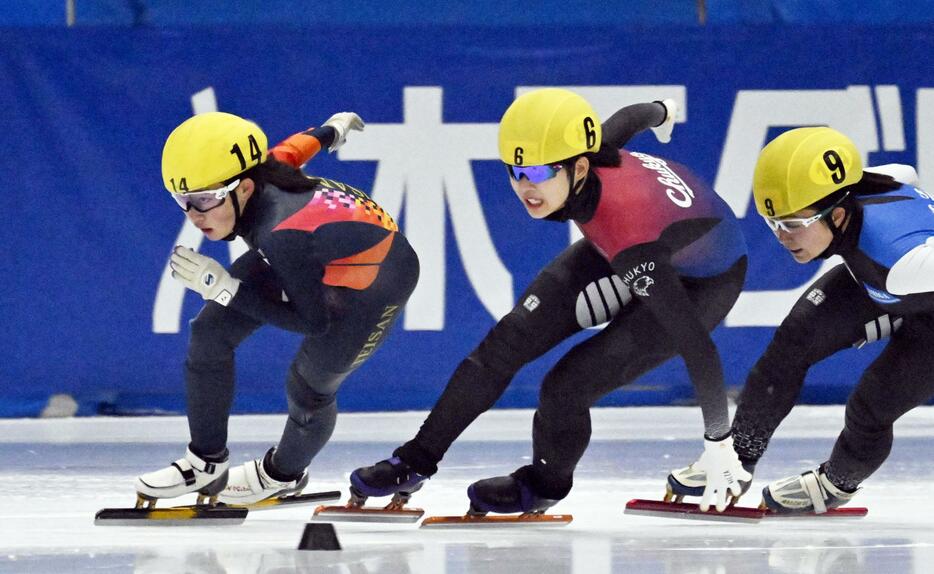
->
[567,162,589,197]
[816,209,849,259]
[222,190,242,242]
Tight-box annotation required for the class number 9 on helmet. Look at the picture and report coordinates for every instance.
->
[753,126,863,218]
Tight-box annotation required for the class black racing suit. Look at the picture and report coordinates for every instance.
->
[185,164,419,478]
[394,103,748,499]
[731,176,934,491]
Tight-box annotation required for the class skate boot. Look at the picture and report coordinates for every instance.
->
[312,456,429,522]
[348,456,428,507]
[760,467,858,515]
[135,447,229,508]
[217,448,308,505]
[665,460,756,504]
[466,465,562,516]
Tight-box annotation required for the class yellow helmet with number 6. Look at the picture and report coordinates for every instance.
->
[162,111,268,194]
[498,88,601,166]
[753,127,862,218]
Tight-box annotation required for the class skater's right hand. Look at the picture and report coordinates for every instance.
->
[694,434,751,512]
[170,246,240,307]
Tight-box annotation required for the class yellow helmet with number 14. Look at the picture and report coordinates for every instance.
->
[162,111,268,194]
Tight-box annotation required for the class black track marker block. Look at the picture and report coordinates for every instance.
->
[298,522,342,550]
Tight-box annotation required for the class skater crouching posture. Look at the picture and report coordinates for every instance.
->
[135,111,419,506]
[349,88,750,515]
[669,127,934,514]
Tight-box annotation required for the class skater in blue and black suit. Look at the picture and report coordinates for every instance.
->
[669,127,934,514]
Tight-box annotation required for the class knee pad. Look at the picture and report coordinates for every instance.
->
[471,313,540,377]
[187,313,238,362]
[538,365,585,415]
[844,382,887,437]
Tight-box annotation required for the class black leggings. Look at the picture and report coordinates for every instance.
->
[732,264,934,489]
[185,234,419,476]
[398,240,745,497]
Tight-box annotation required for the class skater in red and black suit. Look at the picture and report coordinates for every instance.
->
[134,111,419,507]
[348,88,750,516]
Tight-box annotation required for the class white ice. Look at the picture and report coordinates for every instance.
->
[2,406,933,573]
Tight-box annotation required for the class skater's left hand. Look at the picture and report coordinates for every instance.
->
[169,246,240,306]
[694,434,751,512]
[322,112,364,152]
[651,98,677,144]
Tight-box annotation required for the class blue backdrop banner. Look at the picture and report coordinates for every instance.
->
[1,26,931,416]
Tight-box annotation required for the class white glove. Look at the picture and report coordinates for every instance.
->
[169,246,240,307]
[651,99,677,144]
[693,434,752,512]
[322,112,365,152]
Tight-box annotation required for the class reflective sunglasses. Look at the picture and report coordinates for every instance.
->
[172,179,240,213]
[763,193,849,234]
[506,163,564,184]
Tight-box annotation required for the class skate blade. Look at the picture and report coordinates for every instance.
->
[420,514,573,528]
[763,507,868,519]
[235,490,342,511]
[312,504,425,523]
[624,499,764,524]
[94,505,248,526]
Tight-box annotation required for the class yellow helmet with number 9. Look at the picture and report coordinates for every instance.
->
[498,88,601,166]
[162,111,268,194]
[753,127,862,218]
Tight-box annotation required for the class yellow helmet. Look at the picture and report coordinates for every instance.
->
[162,111,268,194]
[753,127,862,218]
[498,88,601,166]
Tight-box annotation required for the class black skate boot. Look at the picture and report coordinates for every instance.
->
[466,465,563,516]
[349,456,428,504]
[313,456,429,523]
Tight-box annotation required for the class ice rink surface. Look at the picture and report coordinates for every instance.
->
[2,406,933,573]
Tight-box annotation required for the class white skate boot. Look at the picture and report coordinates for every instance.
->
[218,449,308,505]
[761,468,857,514]
[135,447,229,507]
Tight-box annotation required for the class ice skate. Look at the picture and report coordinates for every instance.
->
[664,460,755,504]
[625,442,763,523]
[759,468,866,517]
[313,456,428,523]
[421,466,572,528]
[135,447,230,507]
[96,448,245,525]
[216,448,340,510]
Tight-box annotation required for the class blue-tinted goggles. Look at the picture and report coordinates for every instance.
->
[506,163,564,184]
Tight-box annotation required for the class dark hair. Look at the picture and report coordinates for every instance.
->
[239,157,320,194]
[811,170,902,212]
[557,141,621,184]
[581,141,622,169]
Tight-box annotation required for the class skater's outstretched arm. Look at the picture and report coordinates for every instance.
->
[609,241,750,511]
[270,112,365,168]
[609,242,730,438]
[601,99,676,149]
